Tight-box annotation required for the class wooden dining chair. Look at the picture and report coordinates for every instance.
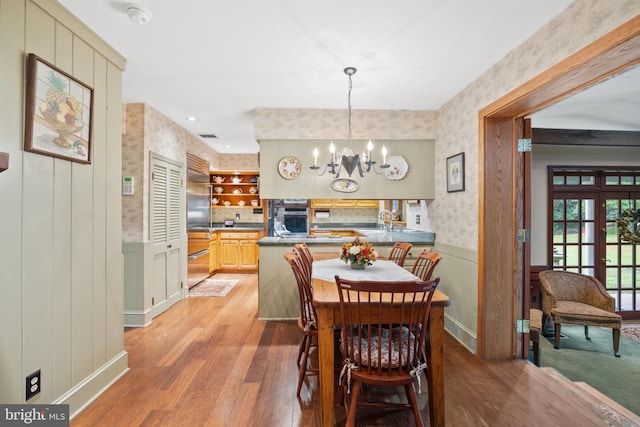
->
[411,250,442,281]
[284,250,318,396]
[294,242,313,281]
[334,276,439,427]
[388,241,412,267]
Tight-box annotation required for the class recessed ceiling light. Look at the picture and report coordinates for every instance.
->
[224,145,231,148]
[186,116,198,121]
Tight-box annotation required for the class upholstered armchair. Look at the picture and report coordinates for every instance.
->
[539,270,621,357]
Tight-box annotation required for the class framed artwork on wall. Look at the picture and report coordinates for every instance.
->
[24,53,93,164]
[446,152,465,192]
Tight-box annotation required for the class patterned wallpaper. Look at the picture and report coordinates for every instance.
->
[122,103,257,241]
[122,0,640,247]
[432,0,640,250]
[254,108,436,140]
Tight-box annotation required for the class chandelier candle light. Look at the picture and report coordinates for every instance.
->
[310,67,390,178]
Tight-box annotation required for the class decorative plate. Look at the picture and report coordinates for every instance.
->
[384,155,408,180]
[330,178,359,193]
[278,156,302,179]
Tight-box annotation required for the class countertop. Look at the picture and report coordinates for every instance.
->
[188,223,266,233]
[257,228,435,246]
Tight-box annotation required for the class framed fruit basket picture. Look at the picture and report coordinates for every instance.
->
[24,53,93,164]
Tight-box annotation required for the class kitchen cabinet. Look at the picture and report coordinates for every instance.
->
[310,199,378,208]
[208,233,218,274]
[218,231,260,270]
[211,171,261,208]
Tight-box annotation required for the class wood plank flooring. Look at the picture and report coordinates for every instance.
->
[71,273,639,426]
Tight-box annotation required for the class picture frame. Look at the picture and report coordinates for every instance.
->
[24,53,93,164]
[446,152,465,192]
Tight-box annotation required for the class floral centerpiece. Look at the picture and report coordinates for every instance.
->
[340,238,378,269]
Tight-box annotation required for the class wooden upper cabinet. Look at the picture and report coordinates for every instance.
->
[310,199,378,208]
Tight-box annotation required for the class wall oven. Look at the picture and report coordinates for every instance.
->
[282,207,308,234]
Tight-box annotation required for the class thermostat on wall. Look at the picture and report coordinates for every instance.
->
[122,176,135,195]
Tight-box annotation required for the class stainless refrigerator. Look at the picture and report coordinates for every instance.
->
[186,154,212,287]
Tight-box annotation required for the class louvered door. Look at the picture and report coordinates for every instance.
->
[150,153,183,318]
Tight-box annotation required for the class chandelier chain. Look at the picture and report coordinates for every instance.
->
[347,72,353,144]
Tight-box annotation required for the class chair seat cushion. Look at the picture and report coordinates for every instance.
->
[341,327,416,369]
[551,301,621,328]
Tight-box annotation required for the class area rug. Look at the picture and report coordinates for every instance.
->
[540,324,640,416]
[622,324,640,345]
[189,279,239,297]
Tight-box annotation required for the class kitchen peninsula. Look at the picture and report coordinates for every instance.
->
[257,227,435,319]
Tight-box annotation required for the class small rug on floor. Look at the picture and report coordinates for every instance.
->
[622,324,640,345]
[189,279,239,297]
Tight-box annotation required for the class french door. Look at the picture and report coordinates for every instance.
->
[550,168,640,320]
[602,191,640,319]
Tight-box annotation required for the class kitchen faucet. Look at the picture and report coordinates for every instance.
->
[379,210,393,232]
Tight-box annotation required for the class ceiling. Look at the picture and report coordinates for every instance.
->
[55,1,638,154]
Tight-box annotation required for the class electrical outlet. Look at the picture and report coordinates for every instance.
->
[25,370,41,400]
[235,213,240,220]
[416,214,420,225]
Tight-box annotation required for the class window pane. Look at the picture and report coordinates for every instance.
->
[605,176,619,185]
[605,199,620,220]
[605,268,619,289]
[566,200,579,220]
[566,223,579,243]
[566,176,580,185]
[581,199,595,220]
[582,223,595,243]
[581,245,595,266]
[553,176,565,185]
[565,246,579,265]
[553,246,564,266]
[620,267,634,287]
[553,223,565,243]
[620,290,633,311]
[581,176,595,185]
[605,245,618,264]
[621,176,634,185]
[606,222,618,243]
[553,200,564,220]
[621,245,634,266]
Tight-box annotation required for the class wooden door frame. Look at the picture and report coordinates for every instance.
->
[478,16,640,359]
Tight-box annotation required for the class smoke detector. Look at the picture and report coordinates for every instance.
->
[126,5,151,25]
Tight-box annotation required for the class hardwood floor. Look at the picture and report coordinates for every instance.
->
[71,273,640,426]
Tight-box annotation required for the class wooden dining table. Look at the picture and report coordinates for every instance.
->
[311,255,451,426]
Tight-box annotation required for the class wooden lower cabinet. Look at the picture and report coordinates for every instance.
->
[218,231,259,270]
[208,235,217,274]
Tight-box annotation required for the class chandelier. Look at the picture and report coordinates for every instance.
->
[310,67,390,178]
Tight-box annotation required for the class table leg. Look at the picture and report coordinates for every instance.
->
[317,306,335,427]
[426,306,445,427]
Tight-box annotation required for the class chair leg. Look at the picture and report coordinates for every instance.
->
[613,328,621,357]
[584,325,591,341]
[297,334,307,367]
[345,380,361,427]
[532,338,540,366]
[554,323,561,349]
[296,333,313,396]
[405,383,425,427]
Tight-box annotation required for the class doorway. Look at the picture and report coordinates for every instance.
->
[478,17,640,359]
